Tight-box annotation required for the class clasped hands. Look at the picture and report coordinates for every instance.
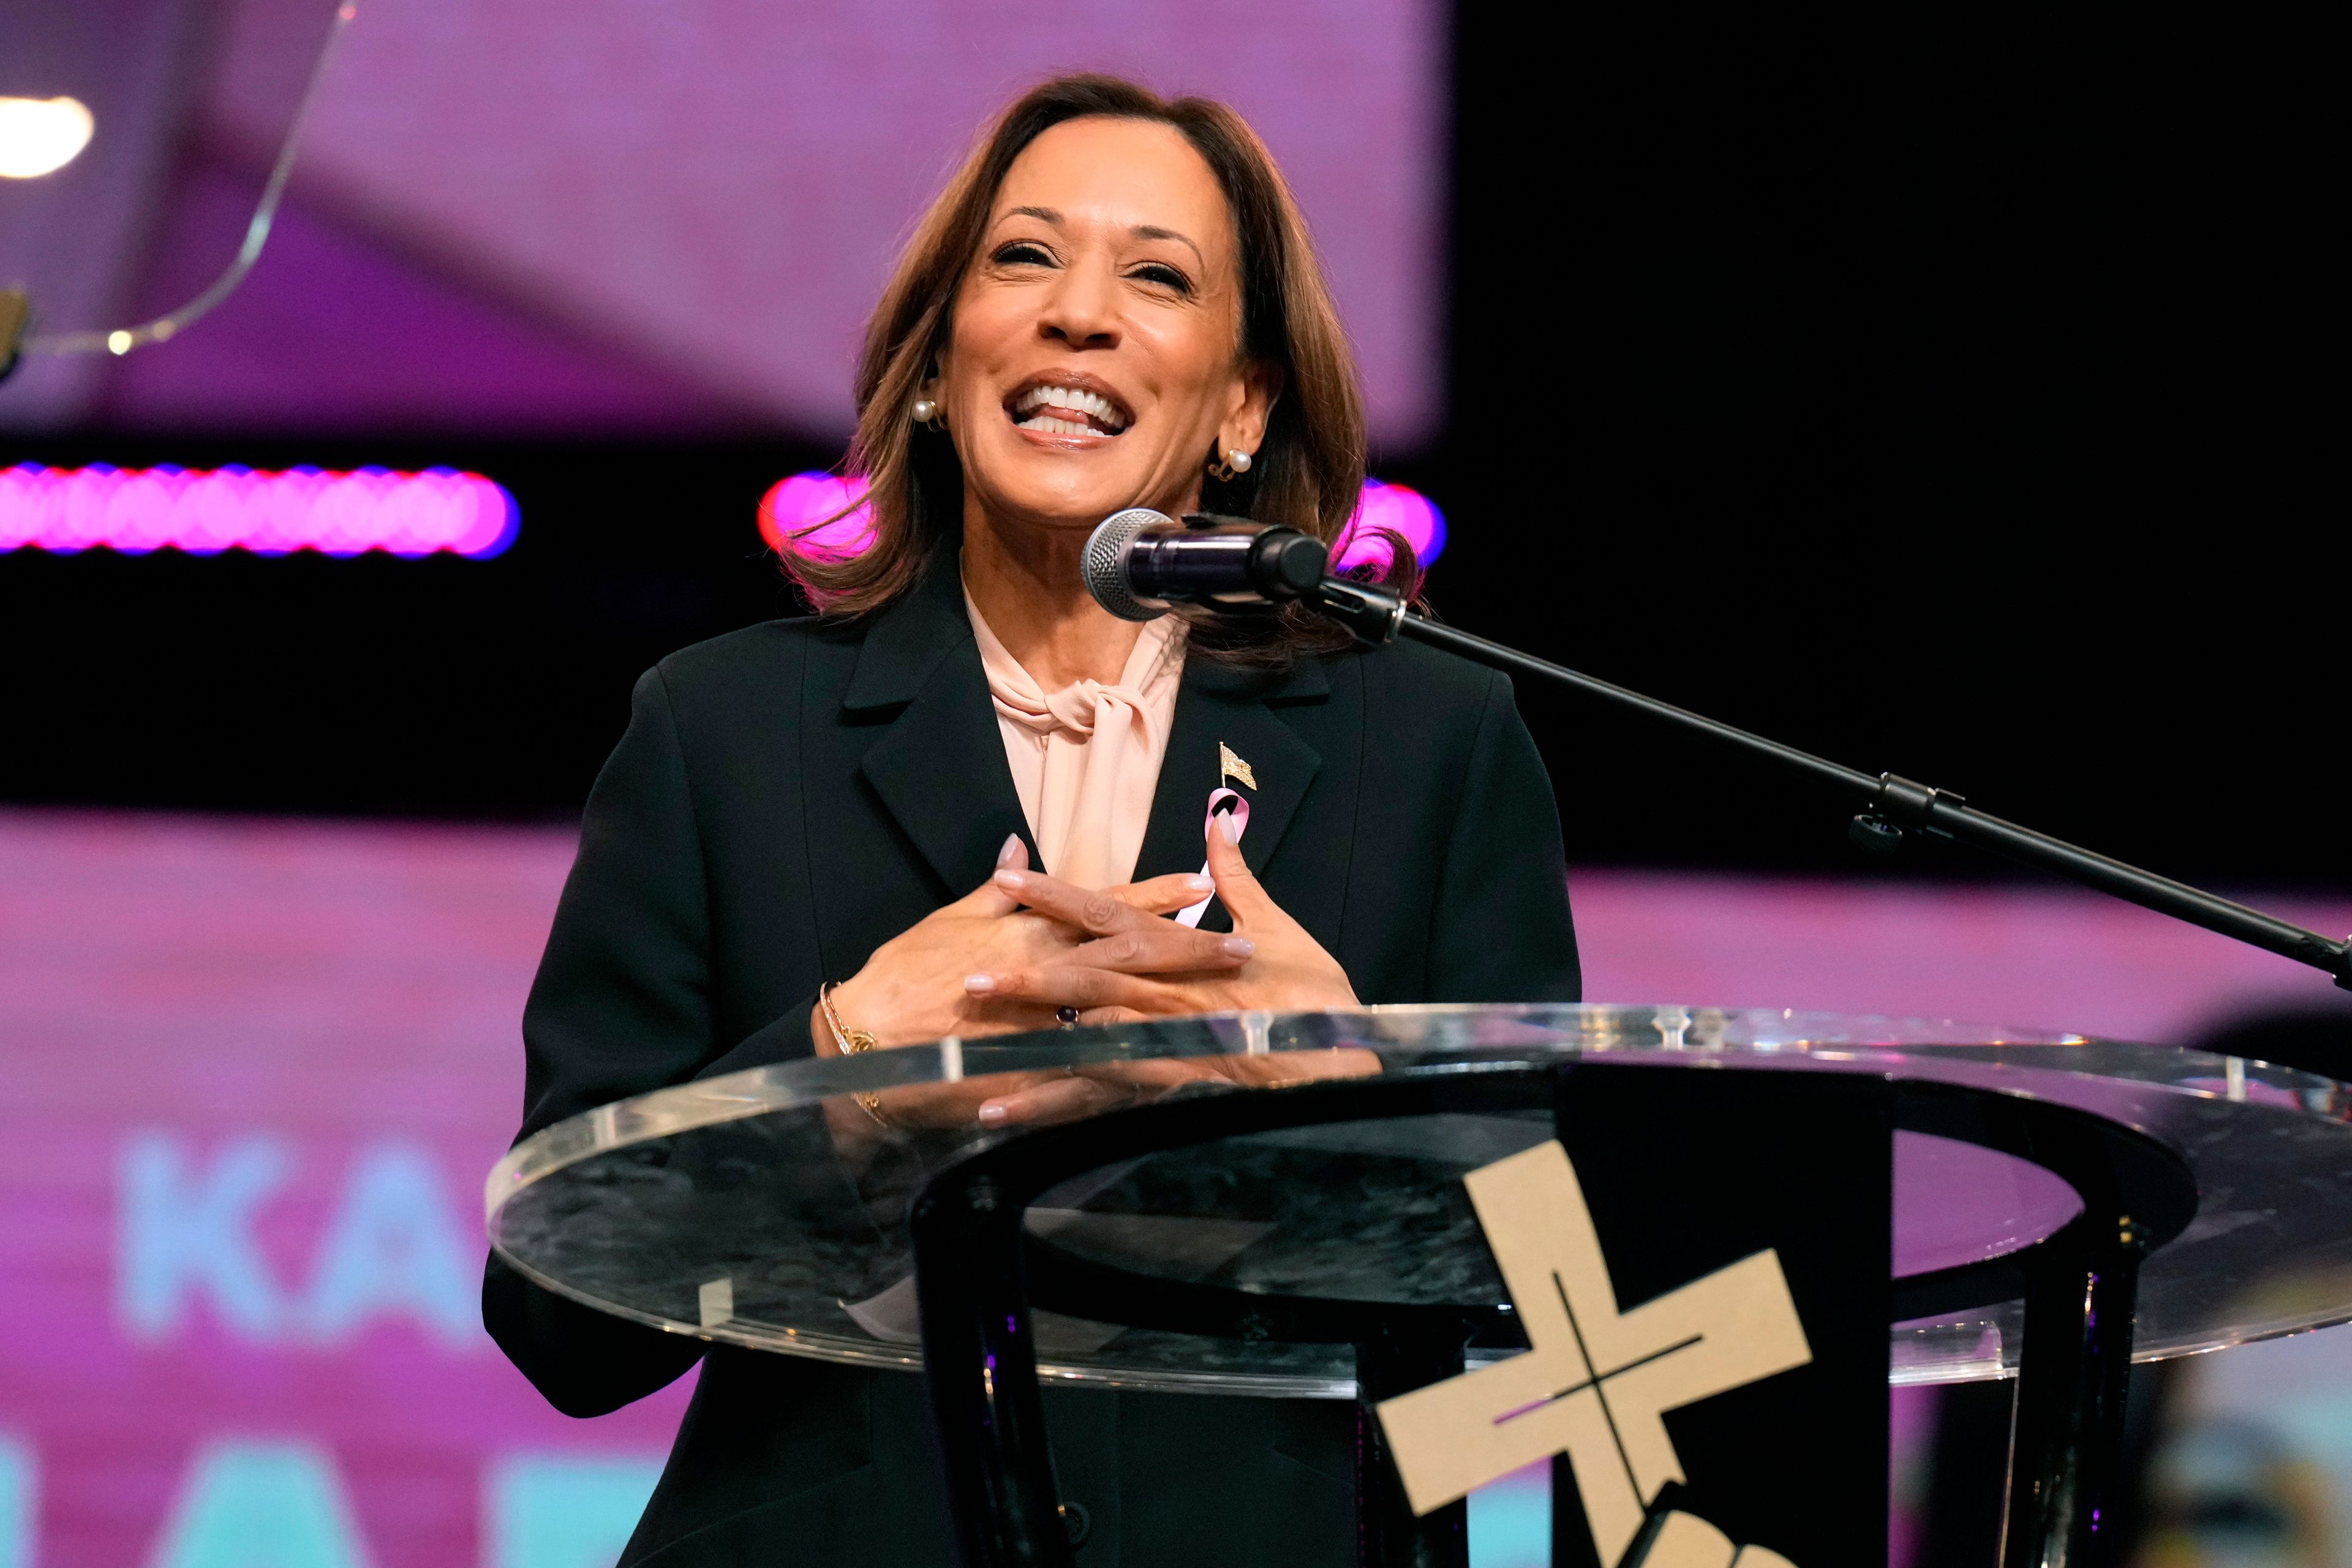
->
[816,820,1366,1128]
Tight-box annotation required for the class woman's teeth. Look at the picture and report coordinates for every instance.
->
[1011,383,1128,434]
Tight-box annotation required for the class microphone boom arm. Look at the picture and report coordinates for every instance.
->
[1306,577,2352,990]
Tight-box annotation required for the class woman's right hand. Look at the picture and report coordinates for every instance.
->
[816,835,1240,1050]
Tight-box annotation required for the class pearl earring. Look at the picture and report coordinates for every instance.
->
[910,398,940,426]
[1227,449,1252,474]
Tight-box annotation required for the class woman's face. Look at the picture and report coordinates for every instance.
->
[939,116,1275,538]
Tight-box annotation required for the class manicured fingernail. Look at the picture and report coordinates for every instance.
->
[1221,936,1256,959]
[1187,874,1215,892]
[977,1102,1007,1124]
[992,869,1027,890]
[964,973,997,994]
[997,833,1025,867]
[1218,813,1243,844]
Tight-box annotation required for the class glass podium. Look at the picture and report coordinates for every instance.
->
[485,1006,2352,1564]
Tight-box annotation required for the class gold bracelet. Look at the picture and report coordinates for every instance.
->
[818,981,880,1055]
[820,982,895,1131]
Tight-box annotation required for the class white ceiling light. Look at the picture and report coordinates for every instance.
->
[0,96,96,179]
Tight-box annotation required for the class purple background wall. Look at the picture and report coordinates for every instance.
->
[7,0,1445,446]
[0,812,691,1568]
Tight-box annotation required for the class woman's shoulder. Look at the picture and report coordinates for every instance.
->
[644,611,865,686]
[1318,628,1513,722]
[633,614,862,731]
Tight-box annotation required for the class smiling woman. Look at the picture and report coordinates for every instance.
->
[788,76,1394,666]
[488,74,1581,1568]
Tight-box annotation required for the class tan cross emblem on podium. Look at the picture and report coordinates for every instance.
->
[1374,1141,1813,1566]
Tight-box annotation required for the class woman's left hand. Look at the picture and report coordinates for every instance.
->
[963,816,1360,1024]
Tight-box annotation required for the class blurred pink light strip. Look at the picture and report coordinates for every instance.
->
[0,463,520,559]
[758,473,1446,569]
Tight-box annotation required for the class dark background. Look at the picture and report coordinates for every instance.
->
[3,16,2338,884]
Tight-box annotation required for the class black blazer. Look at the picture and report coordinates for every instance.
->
[486,554,1580,1566]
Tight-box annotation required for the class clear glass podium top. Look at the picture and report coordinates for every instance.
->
[485,1005,2352,1398]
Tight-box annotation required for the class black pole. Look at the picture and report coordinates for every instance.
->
[1305,576,2352,989]
[911,1170,1077,1568]
[1354,1321,1472,1568]
[2004,1216,2148,1567]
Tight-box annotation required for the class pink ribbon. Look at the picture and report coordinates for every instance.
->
[1174,789,1250,928]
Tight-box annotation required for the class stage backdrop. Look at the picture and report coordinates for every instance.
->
[2,807,2348,1567]
[8,0,1446,444]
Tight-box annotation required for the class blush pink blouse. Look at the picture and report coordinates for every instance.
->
[964,584,1186,890]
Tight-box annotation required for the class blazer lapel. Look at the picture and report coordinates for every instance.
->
[1135,652,1328,930]
[848,557,1036,897]
[846,562,1330,917]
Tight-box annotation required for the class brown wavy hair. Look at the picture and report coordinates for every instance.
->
[780,73,1417,663]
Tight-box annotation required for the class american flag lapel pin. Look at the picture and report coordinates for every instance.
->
[1218,742,1257,791]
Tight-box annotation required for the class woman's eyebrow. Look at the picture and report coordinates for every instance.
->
[1132,225,1205,270]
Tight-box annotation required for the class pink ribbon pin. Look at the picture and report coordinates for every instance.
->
[1175,789,1249,928]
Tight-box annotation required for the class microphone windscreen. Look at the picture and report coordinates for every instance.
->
[1083,508,1175,621]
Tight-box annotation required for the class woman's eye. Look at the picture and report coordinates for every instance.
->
[1131,263,1191,292]
[993,242,1053,266]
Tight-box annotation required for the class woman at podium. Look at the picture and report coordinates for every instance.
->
[487,74,1580,1566]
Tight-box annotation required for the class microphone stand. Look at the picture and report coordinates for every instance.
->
[1306,577,2352,990]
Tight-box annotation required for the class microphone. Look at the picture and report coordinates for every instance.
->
[1082,508,1331,622]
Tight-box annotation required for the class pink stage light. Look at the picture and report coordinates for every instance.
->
[757,472,874,562]
[756,473,1446,570]
[0,464,520,559]
[1332,478,1447,571]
